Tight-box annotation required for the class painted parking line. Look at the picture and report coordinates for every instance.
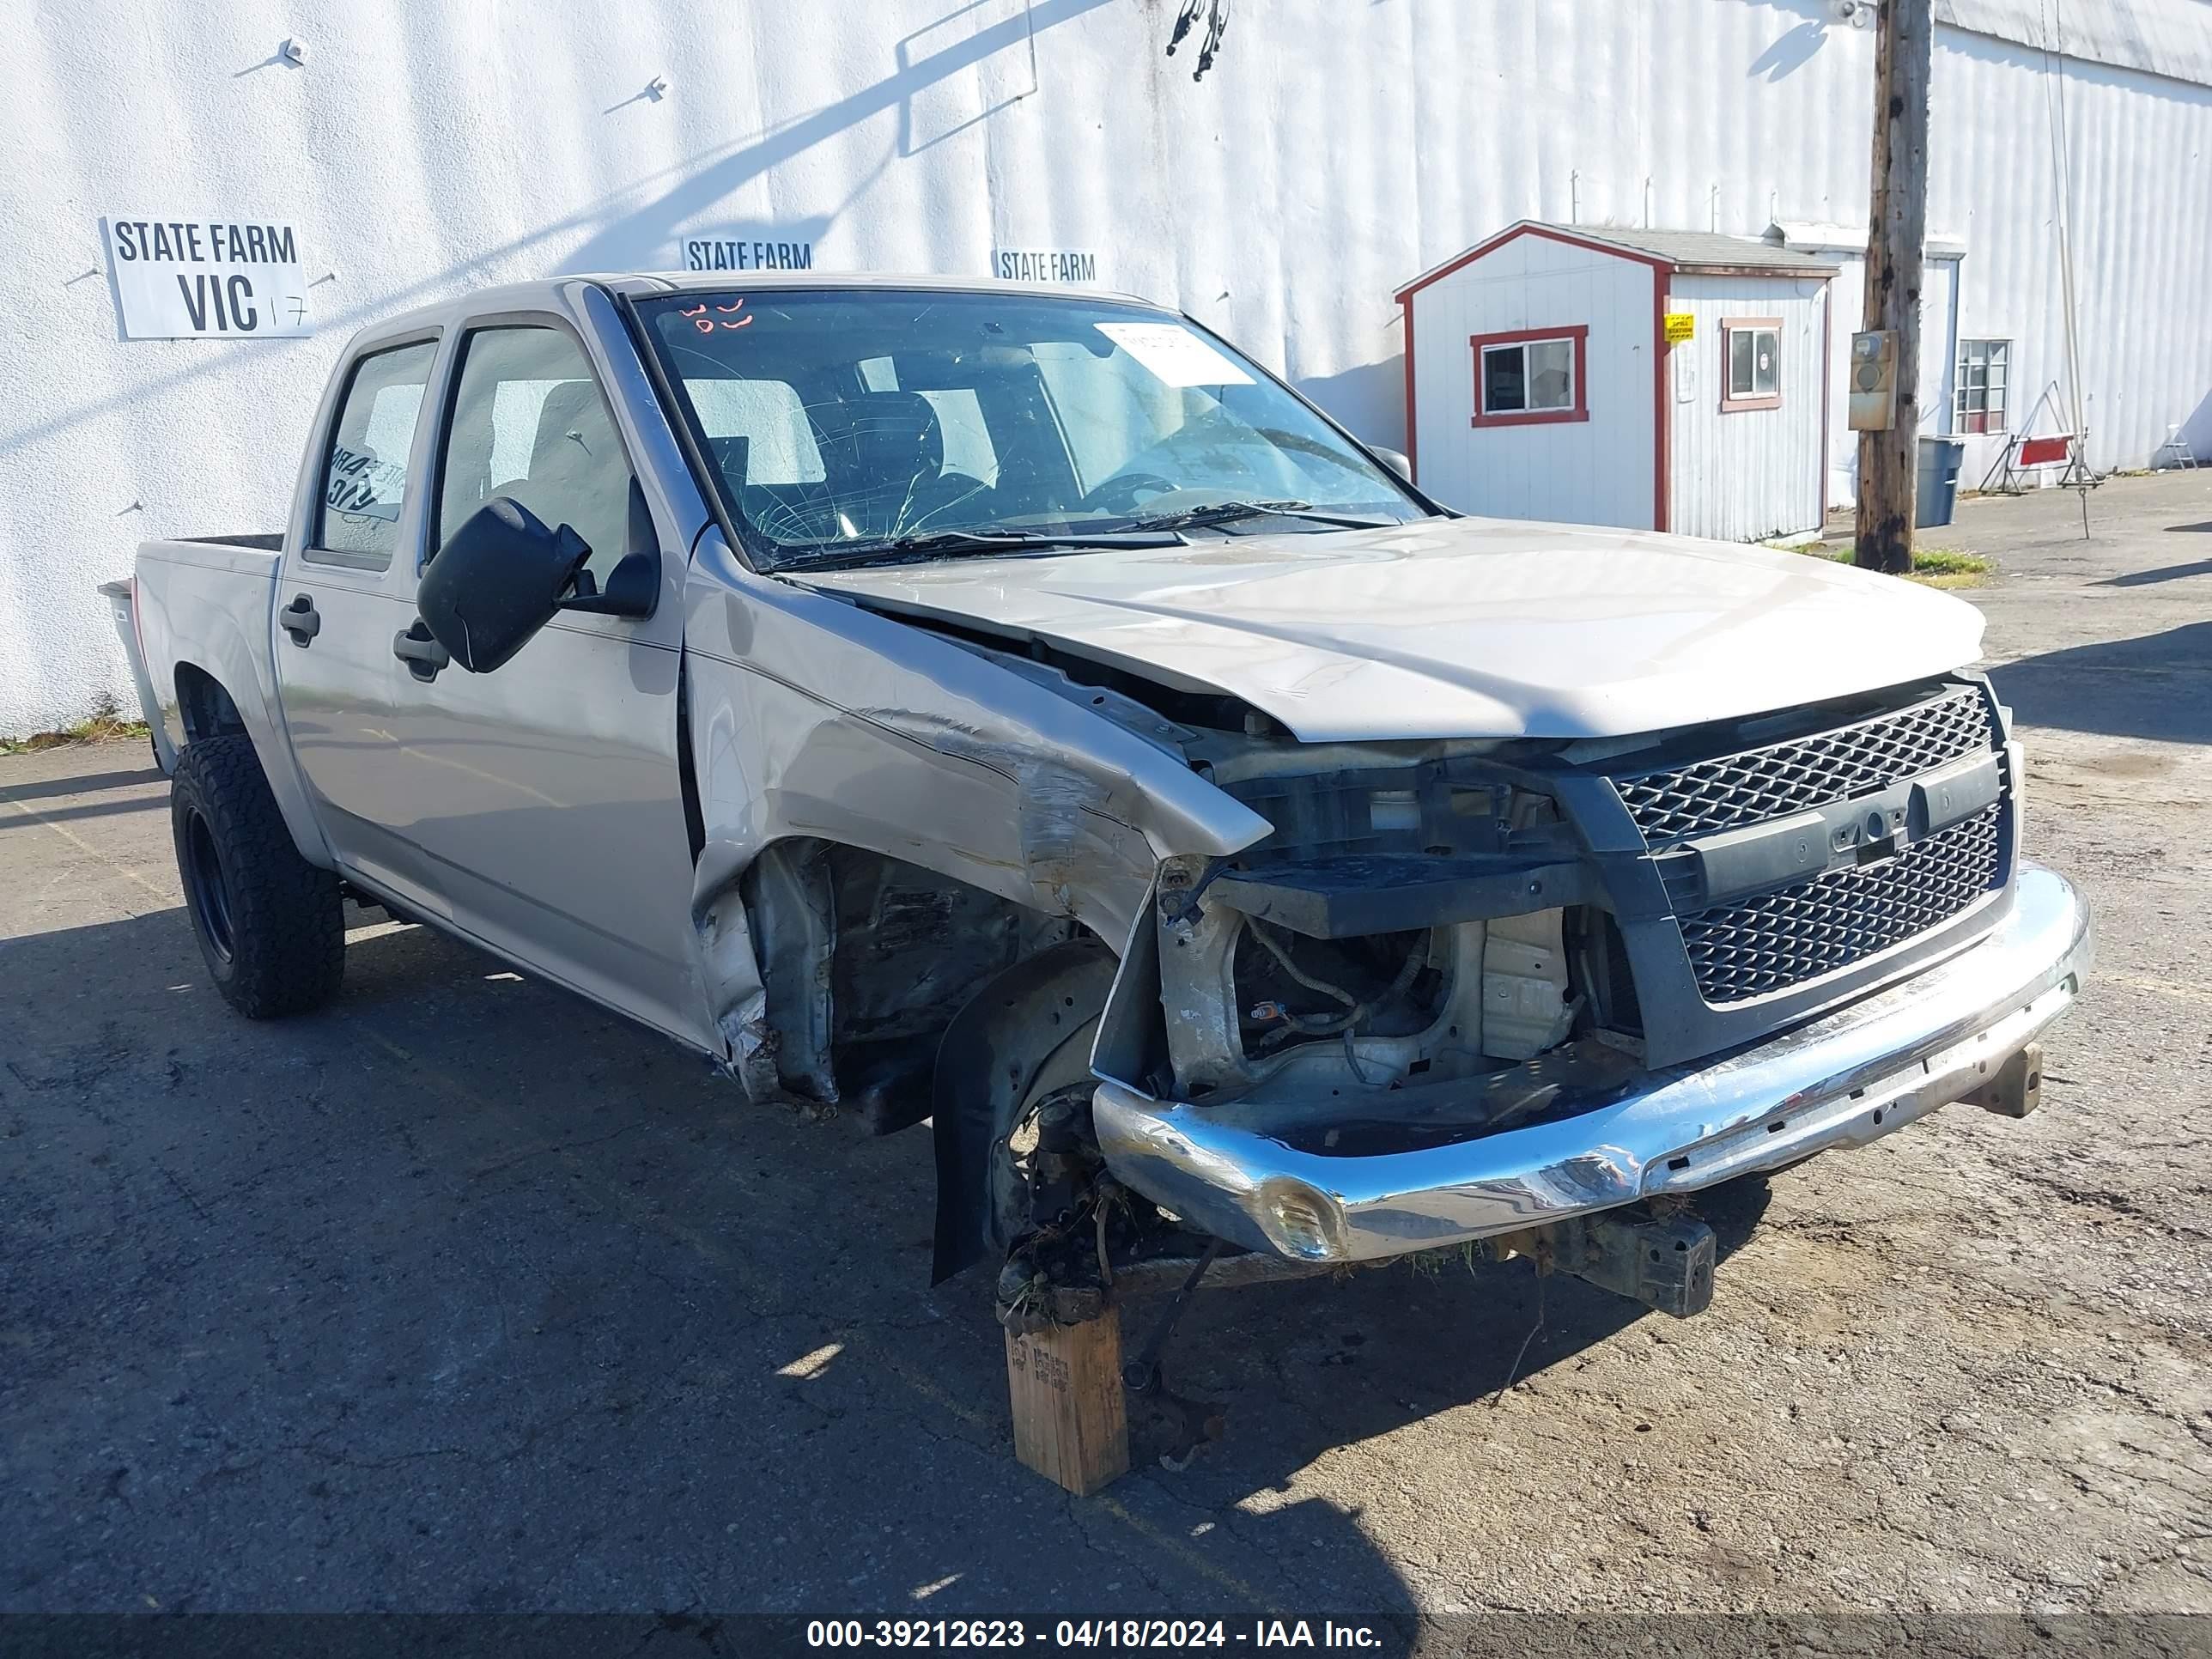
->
[0,790,175,908]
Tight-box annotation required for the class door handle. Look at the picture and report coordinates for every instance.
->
[392,623,451,682]
[279,594,321,645]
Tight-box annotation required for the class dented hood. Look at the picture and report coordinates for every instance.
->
[789,515,1985,742]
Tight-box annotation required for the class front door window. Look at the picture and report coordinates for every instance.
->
[434,326,635,590]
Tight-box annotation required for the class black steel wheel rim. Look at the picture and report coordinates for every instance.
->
[184,810,235,963]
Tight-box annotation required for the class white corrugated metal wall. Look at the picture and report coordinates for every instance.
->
[1781,236,1964,506]
[3,0,2209,732]
[1405,234,1658,530]
[1932,28,2208,491]
[1665,274,1830,544]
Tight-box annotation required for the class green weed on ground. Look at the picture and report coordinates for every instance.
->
[0,695,151,757]
[1773,542,1995,589]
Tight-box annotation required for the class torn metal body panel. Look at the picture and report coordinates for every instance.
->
[932,940,1119,1282]
[675,525,1268,1102]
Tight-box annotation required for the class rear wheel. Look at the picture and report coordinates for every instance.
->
[171,733,344,1018]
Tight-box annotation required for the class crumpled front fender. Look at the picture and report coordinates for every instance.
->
[675,531,1271,1085]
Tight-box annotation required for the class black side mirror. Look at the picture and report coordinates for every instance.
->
[417,497,588,672]
[557,553,658,617]
[1369,445,1413,484]
[557,480,660,620]
[418,486,662,672]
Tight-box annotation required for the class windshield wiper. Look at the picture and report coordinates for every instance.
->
[1123,499,1397,532]
[775,526,1185,572]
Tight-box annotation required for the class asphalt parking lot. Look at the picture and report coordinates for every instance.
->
[5,471,2210,1637]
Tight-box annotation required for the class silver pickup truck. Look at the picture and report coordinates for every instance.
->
[110,274,2089,1328]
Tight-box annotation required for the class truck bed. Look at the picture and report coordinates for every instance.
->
[174,532,285,551]
[117,536,289,777]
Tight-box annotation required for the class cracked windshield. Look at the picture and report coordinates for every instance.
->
[640,289,1429,570]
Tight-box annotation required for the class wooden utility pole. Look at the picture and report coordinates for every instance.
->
[1855,0,1935,575]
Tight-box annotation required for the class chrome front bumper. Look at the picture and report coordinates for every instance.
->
[1092,861,2091,1264]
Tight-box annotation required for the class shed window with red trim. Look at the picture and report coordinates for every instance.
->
[1720,318,1782,411]
[1471,325,1588,428]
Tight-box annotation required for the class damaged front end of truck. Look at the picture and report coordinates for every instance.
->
[973,670,2086,1333]
[622,279,2087,1342]
[692,555,2088,1340]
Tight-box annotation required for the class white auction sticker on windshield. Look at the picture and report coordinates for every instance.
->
[1095,322,1254,387]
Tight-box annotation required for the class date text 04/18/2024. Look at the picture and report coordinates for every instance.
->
[804,1620,1385,1649]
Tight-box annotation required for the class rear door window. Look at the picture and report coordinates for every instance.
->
[311,339,438,568]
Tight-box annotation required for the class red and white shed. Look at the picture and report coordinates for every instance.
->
[1396,222,1838,543]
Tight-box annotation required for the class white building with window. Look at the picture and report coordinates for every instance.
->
[1399,225,1835,543]
[3,0,2209,735]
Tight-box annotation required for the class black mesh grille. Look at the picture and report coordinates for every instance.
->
[1613,686,1995,847]
[1678,804,2004,1004]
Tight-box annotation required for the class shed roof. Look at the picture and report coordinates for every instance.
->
[1771,220,1968,260]
[1395,221,1837,301]
[1549,225,1838,274]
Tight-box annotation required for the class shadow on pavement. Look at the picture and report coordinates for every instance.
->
[2099,556,2212,587]
[1990,621,2212,744]
[0,765,163,805]
[0,901,1773,1622]
[0,793,167,830]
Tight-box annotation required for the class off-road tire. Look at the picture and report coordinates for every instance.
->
[171,732,344,1018]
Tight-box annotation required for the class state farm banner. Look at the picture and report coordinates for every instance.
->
[103,214,313,339]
